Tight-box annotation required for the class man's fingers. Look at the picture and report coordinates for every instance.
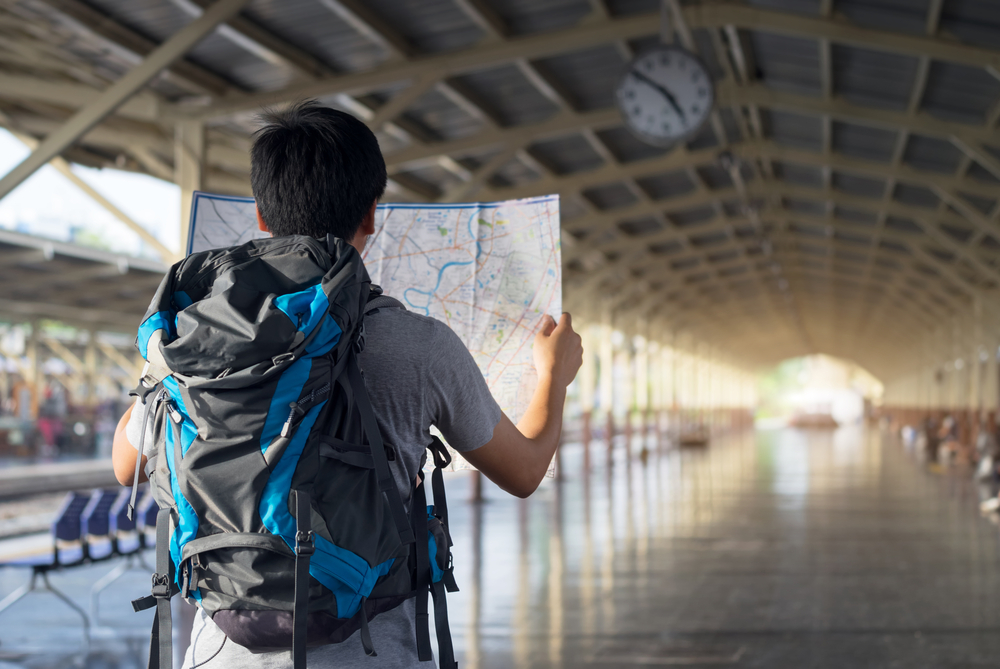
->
[538,314,557,336]
[556,312,572,332]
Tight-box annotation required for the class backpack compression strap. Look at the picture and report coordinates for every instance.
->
[292,490,314,669]
[412,457,458,668]
[346,355,416,545]
[130,507,175,669]
[412,476,432,662]
[364,294,406,313]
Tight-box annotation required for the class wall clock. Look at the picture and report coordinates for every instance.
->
[616,45,715,147]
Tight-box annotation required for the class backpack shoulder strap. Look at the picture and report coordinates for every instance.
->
[365,293,406,314]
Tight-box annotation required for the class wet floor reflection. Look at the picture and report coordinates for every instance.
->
[5,426,999,668]
[445,425,1000,668]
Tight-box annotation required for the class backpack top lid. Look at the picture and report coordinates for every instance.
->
[136,234,370,388]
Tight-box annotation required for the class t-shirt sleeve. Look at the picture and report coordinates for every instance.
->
[125,397,156,452]
[425,323,502,453]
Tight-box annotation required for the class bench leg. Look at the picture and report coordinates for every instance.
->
[0,571,37,616]
[90,555,135,623]
[39,571,91,645]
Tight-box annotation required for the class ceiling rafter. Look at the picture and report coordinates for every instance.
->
[687,2,1000,70]
[563,181,996,276]
[659,267,947,341]
[600,252,953,351]
[166,2,1000,125]
[611,230,964,329]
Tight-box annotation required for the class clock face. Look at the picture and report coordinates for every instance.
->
[616,46,715,147]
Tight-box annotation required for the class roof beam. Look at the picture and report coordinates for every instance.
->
[718,83,1000,145]
[610,231,964,321]
[0,73,161,122]
[316,0,413,60]
[571,195,987,312]
[563,180,985,256]
[0,0,252,202]
[386,83,999,177]
[175,0,333,79]
[368,75,437,129]
[36,0,234,95]
[686,2,1000,71]
[451,0,508,40]
[949,136,1000,184]
[183,11,660,121]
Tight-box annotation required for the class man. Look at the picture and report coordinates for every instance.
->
[112,101,582,668]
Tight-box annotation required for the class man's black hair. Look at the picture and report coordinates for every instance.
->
[250,100,387,240]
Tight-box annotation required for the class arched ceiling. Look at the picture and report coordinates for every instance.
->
[0,0,998,378]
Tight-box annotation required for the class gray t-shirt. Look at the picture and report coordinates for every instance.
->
[128,306,502,668]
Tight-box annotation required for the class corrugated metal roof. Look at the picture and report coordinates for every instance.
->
[583,182,638,209]
[635,169,697,199]
[245,0,388,73]
[489,0,592,36]
[832,121,896,162]
[750,31,822,95]
[903,134,964,173]
[593,126,670,163]
[833,172,884,199]
[364,0,483,53]
[533,45,625,111]
[837,0,933,36]
[774,161,824,188]
[941,0,1000,49]
[766,110,823,151]
[922,61,1000,124]
[746,0,823,17]
[894,184,938,209]
[833,44,918,111]
[461,68,561,127]
[528,134,604,174]
[397,89,485,142]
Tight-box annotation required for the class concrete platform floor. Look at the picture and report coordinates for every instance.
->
[3,426,1000,668]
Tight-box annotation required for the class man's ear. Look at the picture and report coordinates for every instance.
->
[256,205,270,234]
[361,200,377,236]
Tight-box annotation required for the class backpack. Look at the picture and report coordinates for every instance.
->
[126,234,458,669]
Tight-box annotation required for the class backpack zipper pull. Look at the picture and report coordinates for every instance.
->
[280,402,299,438]
[166,401,183,424]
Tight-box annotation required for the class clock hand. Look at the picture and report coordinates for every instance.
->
[629,69,687,123]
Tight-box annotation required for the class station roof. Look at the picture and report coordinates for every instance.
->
[0,0,999,375]
[0,228,164,331]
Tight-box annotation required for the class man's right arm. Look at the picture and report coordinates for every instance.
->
[462,313,582,498]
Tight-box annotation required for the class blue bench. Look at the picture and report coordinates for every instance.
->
[0,486,160,638]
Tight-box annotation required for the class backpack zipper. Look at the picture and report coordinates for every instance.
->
[280,382,331,438]
[165,400,184,424]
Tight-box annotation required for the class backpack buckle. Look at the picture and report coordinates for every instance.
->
[151,573,171,598]
[295,531,315,556]
[353,322,367,354]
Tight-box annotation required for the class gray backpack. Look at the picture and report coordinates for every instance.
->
[127,234,457,669]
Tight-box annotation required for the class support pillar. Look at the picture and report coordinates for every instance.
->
[579,325,597,473]
[599,308,614,459]
[650,338,663,451]
[84,328,98,408]
[175,120,204,257]
[27,321,39,421]
[621,340,635,455]
[470,470,484,503]
[635,319,649,456]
